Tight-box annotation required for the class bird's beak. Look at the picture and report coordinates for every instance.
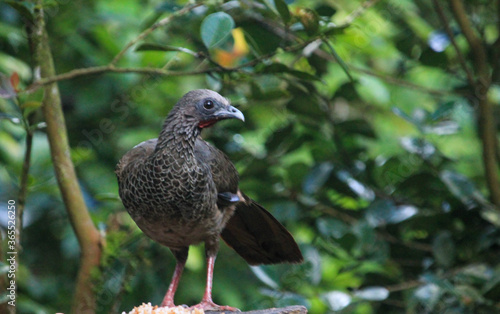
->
[214,105,245,122]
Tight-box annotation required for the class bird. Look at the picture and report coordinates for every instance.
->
[116,89,303,311]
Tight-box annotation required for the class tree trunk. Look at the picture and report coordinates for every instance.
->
[30,2,103,312]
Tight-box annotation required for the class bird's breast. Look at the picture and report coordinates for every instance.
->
[120,152,218,223]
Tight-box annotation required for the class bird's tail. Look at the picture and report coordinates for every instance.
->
[220,194,303,265]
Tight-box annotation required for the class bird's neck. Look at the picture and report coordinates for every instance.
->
[155,110,200,157]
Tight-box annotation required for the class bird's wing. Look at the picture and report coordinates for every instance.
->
[194,138,239,194]
[194,138,303,265]
[116,138,158,180]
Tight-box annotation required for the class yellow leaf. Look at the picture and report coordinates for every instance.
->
[232,28,249,55]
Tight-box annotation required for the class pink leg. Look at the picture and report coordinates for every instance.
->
[190,255,240,312]
[161,261,185,307]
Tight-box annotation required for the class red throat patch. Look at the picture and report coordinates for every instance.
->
[198,119,218,128]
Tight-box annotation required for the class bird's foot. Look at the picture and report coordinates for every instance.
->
[190,300,240,312]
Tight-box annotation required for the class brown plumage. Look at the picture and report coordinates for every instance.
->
[116,89,303,311]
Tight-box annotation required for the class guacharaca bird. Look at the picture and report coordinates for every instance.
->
[116,89,303,311]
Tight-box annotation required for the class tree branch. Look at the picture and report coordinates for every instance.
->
[384,266,465,293]
[432,0,475,87]
[448,0,489,78]
[448,0,500,207]
[491,0,500,83]
[26,65,219,91]
[31,2,103,312]
[26,36,320,93]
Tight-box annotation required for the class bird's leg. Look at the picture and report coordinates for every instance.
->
[190,241,240,312]
[161,248,188,308]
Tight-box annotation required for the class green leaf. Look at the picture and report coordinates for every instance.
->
[135,43,197,56]
[455,285,485,303]
[354,287,389,301]
[200,12,235,49]
[400,137,436,159]
[336,119,376,138]
[288,70,321,81]
[31,122,47,130]
[4,1,34,22]
[414,284,442,310]
[303,246,322,285]
[274,0,291,23]
[440,170,487,206]
[392,107,417,125]
[432,231,455,267]
[316,4,337,17]
[365,200,418,227]
[21,101,42,118]
[322,291,352,311]
[480,207,500,227]
[155,2,181,13]
[241,21,281,54]
[316,218,349,239]
[251,266,279,289]
[303,162,334,194]
[0,113,21,125]
[431,101,456,120]
[259,62,290,74]
[259,63,320,81]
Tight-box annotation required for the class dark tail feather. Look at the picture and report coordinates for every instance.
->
[220,195,303,265]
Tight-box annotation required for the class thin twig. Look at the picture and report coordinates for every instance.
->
[341,0,382,26]
[385,280,422,292]
[432,0,476,87]
[347,64,460,97]
[378,231,433,252]
[322,39,355,83]
[385,267,465,293]
[110,3,202,66]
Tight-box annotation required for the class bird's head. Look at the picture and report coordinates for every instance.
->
[177,89,245,128]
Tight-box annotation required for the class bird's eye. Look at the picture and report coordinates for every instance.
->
[203,100,214,110]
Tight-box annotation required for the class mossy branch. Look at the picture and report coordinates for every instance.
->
[31,1,103,312]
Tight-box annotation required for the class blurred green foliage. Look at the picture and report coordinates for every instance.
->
[1,0,500,313]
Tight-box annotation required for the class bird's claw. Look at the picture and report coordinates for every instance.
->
[190,300,240,312]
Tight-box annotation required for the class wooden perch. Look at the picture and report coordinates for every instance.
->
[206,306,307,314]
[125,304,307,314]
